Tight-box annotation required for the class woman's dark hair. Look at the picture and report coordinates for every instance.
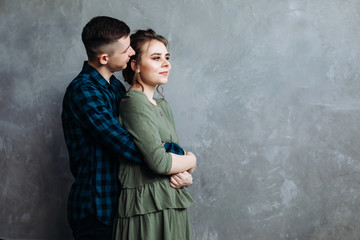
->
[82,16,130,61]
[122,29,168,97]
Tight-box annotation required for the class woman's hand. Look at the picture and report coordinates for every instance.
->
[169,171,193,189]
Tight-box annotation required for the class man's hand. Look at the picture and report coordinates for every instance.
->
[169,171,193,189]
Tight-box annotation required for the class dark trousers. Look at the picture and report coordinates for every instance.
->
[70,214,113,240]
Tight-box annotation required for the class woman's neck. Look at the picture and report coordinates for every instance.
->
[131,83,157,105]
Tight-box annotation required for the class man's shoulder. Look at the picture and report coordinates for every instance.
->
[66,71,96,92]
[73,70,93,85]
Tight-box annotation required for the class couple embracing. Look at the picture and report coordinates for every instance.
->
[62,16,197,240]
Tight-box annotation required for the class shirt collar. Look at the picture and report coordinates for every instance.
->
[82,61,117,89]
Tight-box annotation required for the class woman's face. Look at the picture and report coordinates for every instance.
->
[134,40,171,88]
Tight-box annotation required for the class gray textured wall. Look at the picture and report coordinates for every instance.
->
[1,0,360,239]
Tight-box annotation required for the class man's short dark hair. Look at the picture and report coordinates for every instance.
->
[82,16,130,61]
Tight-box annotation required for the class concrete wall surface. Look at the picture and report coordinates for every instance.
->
[1,0,360,239]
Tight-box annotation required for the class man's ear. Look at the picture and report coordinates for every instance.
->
[99,53,109,65]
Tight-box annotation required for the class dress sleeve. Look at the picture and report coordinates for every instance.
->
[119,94,172,174]
[160,99,180,143]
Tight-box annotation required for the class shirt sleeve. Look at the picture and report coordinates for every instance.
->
[119,95,172,174]
[69,83,143,163]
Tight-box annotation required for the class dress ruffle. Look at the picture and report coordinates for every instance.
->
[117,177,193,218]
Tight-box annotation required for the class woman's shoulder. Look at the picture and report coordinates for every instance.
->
[119,90,153,116]
[124,89,149,102]
[121,89,150,106]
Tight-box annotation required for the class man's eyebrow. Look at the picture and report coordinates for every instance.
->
[122,45,130,53]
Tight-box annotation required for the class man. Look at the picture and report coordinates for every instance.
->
[62,16,192,239]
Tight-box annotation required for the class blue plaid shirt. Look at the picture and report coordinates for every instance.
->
[62,62,144,225]
[62,62,185,226]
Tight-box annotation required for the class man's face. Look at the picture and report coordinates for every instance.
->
[106,35,135,72]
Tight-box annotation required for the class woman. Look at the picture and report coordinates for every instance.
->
[113,29,197,240]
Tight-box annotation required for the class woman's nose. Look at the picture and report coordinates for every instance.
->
[162,59,170,68]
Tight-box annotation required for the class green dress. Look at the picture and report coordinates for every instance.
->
[113,90,193,240]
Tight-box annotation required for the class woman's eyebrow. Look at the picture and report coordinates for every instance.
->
[150,52,170,56]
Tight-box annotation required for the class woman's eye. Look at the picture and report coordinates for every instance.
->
[153,57,160,61]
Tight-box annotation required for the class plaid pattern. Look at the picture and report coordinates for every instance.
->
[62,62,144,225]
[164,142,184,156]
